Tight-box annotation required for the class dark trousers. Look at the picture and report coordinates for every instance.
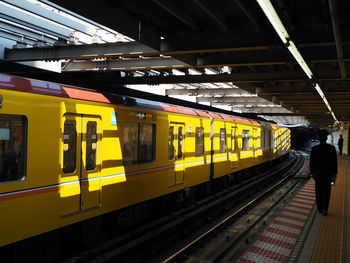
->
[339,145,343,155]
[315,180,331,213]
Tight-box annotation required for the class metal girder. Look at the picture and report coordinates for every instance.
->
[165,88,250,96]
[0,29,38,47]
[192,0,228,33]
[115,71,343,85]
[48,0,161,49]
[258,90,350,95]
[0,19,57,45]
[0,1,70,41]
[197,96,271,103]
[231,106,287,112]
[152,0,198,31]
[328,0,347,79]
[62,57,189,71]
[5,41,159,61]
[4,0,117,42]
[282,99,350,104]
[197,46,347,67]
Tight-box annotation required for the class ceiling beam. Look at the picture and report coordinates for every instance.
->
[5,41,159,61]
[48,0,161,49]
[196,96,271,103]
[165,88,249,96]
[192,0,228,33]
[152,0,198,30]
[328,0,347,78]
[61,57,189,71]
[116,70,343,85]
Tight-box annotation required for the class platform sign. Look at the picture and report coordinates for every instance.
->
[111,112,118,126]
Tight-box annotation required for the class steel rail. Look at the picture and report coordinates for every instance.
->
[163,152,304,262]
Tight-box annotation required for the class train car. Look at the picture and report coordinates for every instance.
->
[0,73,290,257]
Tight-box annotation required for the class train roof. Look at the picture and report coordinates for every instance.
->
[0,73,283,127]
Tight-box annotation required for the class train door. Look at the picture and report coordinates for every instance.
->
[253,128,257,160]
[230,127,237,169]
[60,114,101,216]
[81,116,101,210]
[60,114,81,216]
[168,123,185,187]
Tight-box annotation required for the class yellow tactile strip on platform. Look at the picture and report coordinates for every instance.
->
[311,158,346,263]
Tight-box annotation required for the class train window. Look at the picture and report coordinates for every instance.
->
[220,128,226,153]
[86,121,97,171]
[63,119,77,174]
[178,126,183,159]
[272,132,275,149]
[123,123,138,165]
[168,126,174,160]
[138,123,156,163]
[123,123,156,165]
[231,128,236,152]
[195,127,204,157]
[242,130,250,150]
[0,114,27,183]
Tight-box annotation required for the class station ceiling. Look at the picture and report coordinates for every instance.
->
[1,0,350,127]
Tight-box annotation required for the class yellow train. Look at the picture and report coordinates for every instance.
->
[0,73,290,256]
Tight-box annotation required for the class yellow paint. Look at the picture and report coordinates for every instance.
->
[0,87,290,247]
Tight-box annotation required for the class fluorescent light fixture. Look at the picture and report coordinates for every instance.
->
[172,69,185,76]
[205,68,218,75]
[188,68,202,75]
[287,42,313,79]
[256,0,289,44]
[222,66,231,74]
[257,0,338,123]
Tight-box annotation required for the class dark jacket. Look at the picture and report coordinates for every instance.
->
[338,137,343,146]
[310,142,337,183]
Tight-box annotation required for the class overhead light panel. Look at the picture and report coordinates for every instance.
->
[257,0,338,123]
[287,42,313,79]
[256,0,289,44]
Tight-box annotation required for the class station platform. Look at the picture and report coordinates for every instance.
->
[237,155,349,263]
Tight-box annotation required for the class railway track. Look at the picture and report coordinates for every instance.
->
[62,152,305,263]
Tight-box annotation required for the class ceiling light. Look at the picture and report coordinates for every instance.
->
[205,68,217,75]
[256,0,289,43]
[287,42,313,79]
[257,0,338,123]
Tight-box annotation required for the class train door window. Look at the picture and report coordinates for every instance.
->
[138,123,156,163]
[63,119,77,174]
[168,126,174,160]
[178,126,183,159]
[86,121,97,171]
[261,128,266,148]
[123,123,138,165]
[267,130,272,149]
[195,127,204,157]
[0,114,27,182]
[272,132,275,149]
[231,128,236,152]
[220,128,226,153]
[242,130,250,150]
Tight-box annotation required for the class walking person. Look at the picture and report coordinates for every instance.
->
[337,134,343,155]
[310,129,337,216]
